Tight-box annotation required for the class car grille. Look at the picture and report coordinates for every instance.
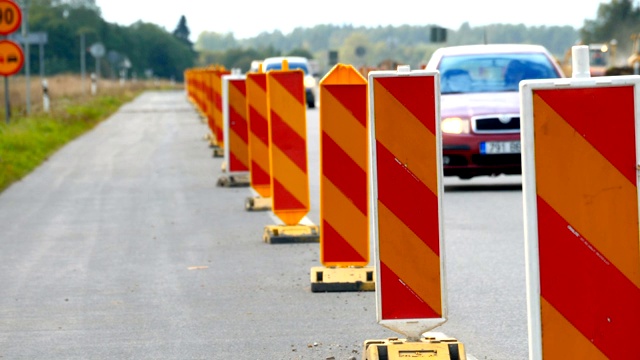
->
[472,114,520,134]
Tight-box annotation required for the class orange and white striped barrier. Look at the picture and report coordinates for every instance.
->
[244,67,272,211]
[521,46,640,360]
[310,64,373,292]
[217,70,250,188]
[363,66,466,359]
[262,59,318,244]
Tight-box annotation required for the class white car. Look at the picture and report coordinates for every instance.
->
[262,56,317,108]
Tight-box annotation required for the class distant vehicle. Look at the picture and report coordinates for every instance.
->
[426,44,564,179]
[262,56,316,108]
[561,43,613,76]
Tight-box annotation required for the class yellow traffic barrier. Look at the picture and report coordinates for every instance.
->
[245,66,272,211]
[363,336,467,360]
[520,46,640,360]
[363,66,465,356]
[191,69,208,123]
[310,64,373,292]
[185,69,194,104]
[207,67,230,156]
[217,71,250,188]
[262,59,318,243]
[201,68,211,124]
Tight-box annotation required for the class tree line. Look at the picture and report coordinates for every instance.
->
[21,0,195,81]
[195,23,580,74]
[196,0,640,75]
[16,0,640,81]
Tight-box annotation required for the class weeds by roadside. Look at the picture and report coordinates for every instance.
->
[0,74,179,193]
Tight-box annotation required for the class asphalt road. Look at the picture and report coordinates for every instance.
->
[0,90,528,359]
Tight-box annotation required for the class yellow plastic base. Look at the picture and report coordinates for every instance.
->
[212,147,224,158]
[206,133,220,149]
[263,224,320,244]
[245,196,272,211]
[363,337,466,360]
[310,266,375,292]
[217,174,250,188]
[195,108,207,122]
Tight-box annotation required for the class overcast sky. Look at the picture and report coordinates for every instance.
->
[96,0,608,41]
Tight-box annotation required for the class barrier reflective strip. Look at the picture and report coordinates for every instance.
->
[195,71,202,111]
[198,71,203,111]
[192,71,200,108]
[523,83,640,359]
[185,70,192,102]
[202,70,208,115]
[267,69,310,225]
[211,69,230,147]
[204,71,212,122]
[205,70,216,137]
[189,71,195,104]
[246,72,271,198]
[369,70,445,336]
[319,64,368,267]
[223,76,249,173]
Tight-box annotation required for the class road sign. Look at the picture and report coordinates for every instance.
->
[208,67,230,152]
[310,63,374,292]
[246,71,272,199]
[89,42,105,58]
[521,76,640,359]
[222,74,249,174]
[318,64,369,267]
[0,39,23,76]
[0,0,21,36]
[9,31,47,45]
[369,66,446,340]
[267,64,310,226]
[261,60,319,243]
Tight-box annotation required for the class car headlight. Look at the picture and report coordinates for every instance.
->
[304,76,316,89]
[441,117,470,134]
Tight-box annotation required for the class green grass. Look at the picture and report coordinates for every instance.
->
[0,93,137,193]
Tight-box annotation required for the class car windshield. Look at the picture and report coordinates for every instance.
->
[264,62,309,74]
[438,53,559,94]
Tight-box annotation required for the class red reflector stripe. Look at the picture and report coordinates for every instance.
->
[380,261,440,319]
[273,177,306,211]
[272,72,305,106]
[376,141,440,255]
[536,87,636,184]
[537,197,640,359]
[321,132,367,216]
[325,85,367,127]
[270,111,307,173]
[249,107,269,146]
[321,220,367,263]
[375,76,436,134]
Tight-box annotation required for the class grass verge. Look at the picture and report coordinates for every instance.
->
[0,92,138,193]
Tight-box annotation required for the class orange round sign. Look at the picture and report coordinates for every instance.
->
[0,0,21,35]
[0,40,23,76]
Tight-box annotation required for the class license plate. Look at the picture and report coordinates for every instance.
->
[480,141,520,154]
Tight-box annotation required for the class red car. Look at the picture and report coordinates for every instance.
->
[426,44,565,179]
